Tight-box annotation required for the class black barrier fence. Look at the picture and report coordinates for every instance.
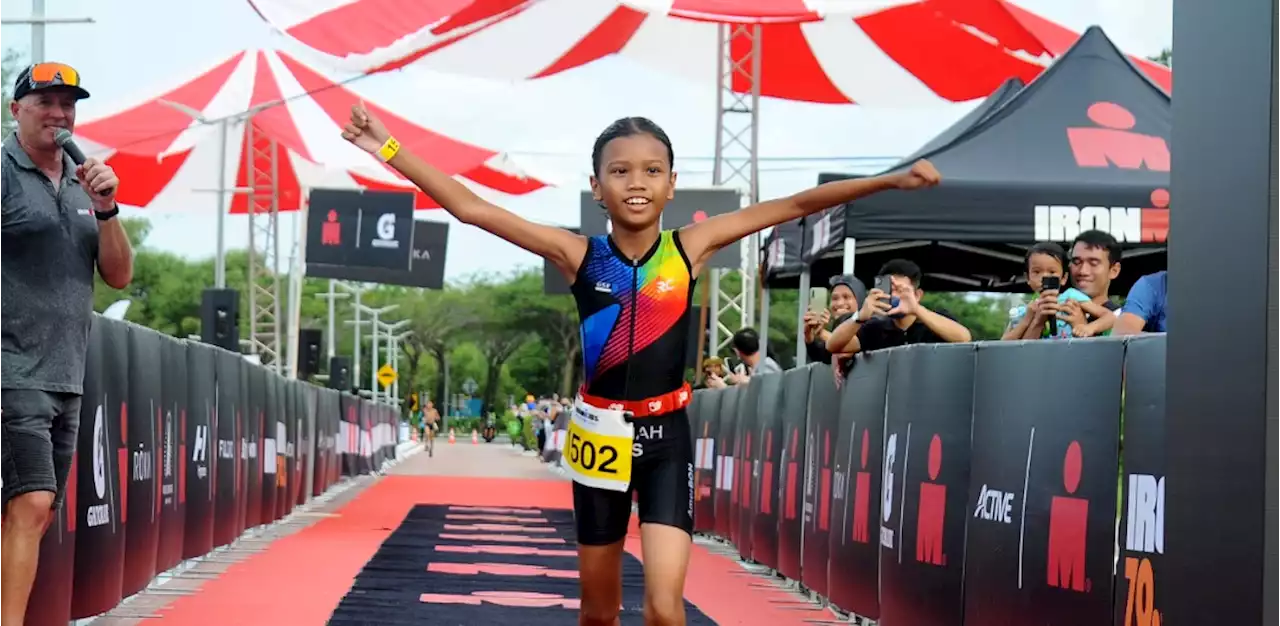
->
[26,315,400,626]
[688,334,1168,626]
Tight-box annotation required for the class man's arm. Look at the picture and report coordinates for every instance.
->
[680,161,939,275]
[827,317,865,355]
[914,306,972,343]
[1113,311,1147,336]
[96,215,133,289]
[77,158,133,289]
[1112,276,1158,336]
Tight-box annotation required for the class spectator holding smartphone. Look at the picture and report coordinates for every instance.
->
[1005,242,1116,340]
[826,259,971,355]
[802,274,866,366]
[1059,230,1122,337]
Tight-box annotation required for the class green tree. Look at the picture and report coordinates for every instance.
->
[1148,48,1172,67]
[921,292,1012,341]
[462,272,537,414]
[399,287,474,411]
[3,48,25,136]
[508,269,579,396]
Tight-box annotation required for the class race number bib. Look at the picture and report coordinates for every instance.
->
[564,400,635,493]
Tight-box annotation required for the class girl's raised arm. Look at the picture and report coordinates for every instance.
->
[342,103,586,280]
[679,161,940,275]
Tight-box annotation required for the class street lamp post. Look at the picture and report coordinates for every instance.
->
[0,1,95,64]
[378,323,411,406]
[352,304,397,401]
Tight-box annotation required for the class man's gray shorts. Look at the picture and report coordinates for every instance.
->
[2,389,81,512]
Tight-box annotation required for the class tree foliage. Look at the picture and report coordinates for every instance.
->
[1148,48,1172,67]
[3,48,26,137]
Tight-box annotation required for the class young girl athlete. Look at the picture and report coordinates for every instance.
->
[342,105,939,626]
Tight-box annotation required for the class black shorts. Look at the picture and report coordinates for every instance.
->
[573,409,694,546]
[2,389,81,511]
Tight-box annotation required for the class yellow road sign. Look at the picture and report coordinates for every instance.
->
[377,363,397,388]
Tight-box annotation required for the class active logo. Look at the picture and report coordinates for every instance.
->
[1047,441,1089,592]
[973,484,1016,524]
[321,210,342,246]
[373,212,399,249]
[916,434,946,566]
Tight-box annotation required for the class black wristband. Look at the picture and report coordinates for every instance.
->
[94,204,120,221]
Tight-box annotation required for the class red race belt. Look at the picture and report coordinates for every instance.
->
[577,383,692,418]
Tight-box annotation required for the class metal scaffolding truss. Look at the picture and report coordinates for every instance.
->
[245,120,283,372]
[708,23,761,354]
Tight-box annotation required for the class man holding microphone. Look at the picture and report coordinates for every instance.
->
[2,62,133,625]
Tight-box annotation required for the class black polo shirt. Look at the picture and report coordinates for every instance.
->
[856,309,957,354]
[2,134,100,394]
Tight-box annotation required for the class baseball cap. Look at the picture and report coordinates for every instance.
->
[828,274,867,304]
[13,62,91,101]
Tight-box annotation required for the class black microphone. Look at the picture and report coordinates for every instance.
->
[54,129,112,197]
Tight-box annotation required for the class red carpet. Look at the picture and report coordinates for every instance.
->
[147,476,829,625]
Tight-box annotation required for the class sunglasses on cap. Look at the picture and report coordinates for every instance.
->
[14,62,91,101]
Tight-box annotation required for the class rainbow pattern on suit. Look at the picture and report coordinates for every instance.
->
[580,231,691,383]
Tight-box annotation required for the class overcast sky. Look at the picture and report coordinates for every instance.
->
[0,0,1172,281]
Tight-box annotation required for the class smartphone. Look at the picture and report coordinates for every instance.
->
[1040,276,1061,335]
[874,275,900,316]
[808,287,829,313]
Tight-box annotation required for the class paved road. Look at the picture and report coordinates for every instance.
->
[390,435,567,480]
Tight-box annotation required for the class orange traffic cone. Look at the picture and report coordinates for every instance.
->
[471,430,479,444]
[448,428,456,444]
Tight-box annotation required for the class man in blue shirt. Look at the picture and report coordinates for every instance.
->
[1115,270,1167,334]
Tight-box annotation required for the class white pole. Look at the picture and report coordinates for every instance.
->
[370,310,380,400]
[326,280,337,360]
[31,0,44,63]
[352,291,362,386]
[215,119,228,288]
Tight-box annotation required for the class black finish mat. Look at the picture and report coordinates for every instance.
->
[328,504,716,624]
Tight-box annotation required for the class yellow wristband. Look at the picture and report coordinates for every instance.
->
[377,136,401,163]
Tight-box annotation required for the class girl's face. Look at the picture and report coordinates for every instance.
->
[589,133,676,232]
[830,285,858,317]
[1027,252,1065,292]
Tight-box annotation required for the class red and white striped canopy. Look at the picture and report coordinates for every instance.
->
[75,48,546,214]
[247,0,1171,106]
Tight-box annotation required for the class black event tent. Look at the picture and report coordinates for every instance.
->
[808,26,1170,293]
[761,218,805,288]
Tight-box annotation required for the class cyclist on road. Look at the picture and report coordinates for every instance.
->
[342,105,939,626]
[423,400,439,457]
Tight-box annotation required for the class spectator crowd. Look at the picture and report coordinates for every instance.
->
[701,229,1169,390]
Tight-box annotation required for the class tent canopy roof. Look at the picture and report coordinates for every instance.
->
[896,26,1170,191]
[247,0,1171,107]
[826,26,1172,244]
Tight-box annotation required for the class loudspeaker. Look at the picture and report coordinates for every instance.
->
[200,289,240,352]
[298,329,322,379]
[328,356,351,391]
